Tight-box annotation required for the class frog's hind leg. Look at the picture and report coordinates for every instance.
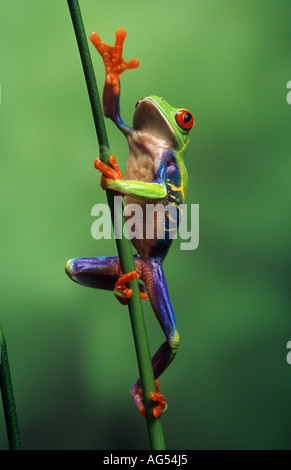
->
[65,256,120,290]
[65,255,147,306]
[130,258,179,417]
[65,255,144,294]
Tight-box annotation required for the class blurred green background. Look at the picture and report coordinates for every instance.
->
[0,0,290,450]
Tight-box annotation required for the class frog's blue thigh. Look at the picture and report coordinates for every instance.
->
[65,254,145,291]
[65,256,120,290]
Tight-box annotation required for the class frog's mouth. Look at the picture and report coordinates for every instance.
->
[133,99,176,148]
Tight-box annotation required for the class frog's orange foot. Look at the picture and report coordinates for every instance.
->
[89,29,139,95]
[114,270,148,305]
[138,380,167,419]
[94,155,124,190]
[151,380,168,418]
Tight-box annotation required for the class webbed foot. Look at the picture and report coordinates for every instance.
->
[114,260,148,305]
[89,29,139,95]
[94,154,124,191]
[137,380,167,418]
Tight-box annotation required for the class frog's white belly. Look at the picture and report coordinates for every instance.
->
[124,151,169,258]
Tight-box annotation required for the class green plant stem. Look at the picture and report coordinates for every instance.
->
[0,322,21,450]
[67,0,166,450]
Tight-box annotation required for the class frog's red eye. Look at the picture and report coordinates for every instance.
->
[175,109,194,131]
[135,99,142,109]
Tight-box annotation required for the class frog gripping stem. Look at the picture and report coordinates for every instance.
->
[138,380,167,419]
[89,29,139,95]
[94,154,124,189]
[114,259,148,305]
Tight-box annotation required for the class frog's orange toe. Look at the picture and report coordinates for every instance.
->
[115,28,127,45]
[126,58,140,70]
[89,32,102,50]
[108,155,124,179]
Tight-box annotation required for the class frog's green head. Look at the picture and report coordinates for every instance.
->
[133,95,194,157]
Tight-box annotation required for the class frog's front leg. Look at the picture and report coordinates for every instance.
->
[89,29,139,135]
[94,155,167,201]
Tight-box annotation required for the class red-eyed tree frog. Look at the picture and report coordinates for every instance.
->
[65,29,195,418]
